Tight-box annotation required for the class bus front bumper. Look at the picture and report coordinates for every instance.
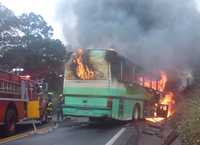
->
[62,105,111,118]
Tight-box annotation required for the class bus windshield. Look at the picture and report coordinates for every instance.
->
[65,49,108,80]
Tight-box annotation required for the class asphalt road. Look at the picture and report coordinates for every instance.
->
[1,118,139,145]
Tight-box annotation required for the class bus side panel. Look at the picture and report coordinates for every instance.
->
[63,95,111,118]
[130,100,144,119]
[140,101,144,119]
[111,98,120,119]
[114,99,144,121]
[123,99,134,120]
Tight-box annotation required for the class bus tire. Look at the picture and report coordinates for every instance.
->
[4,108,17,135]
[132,104,140,121]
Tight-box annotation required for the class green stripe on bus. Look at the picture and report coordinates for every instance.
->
[63,87,124,96]
[63,87,149,99]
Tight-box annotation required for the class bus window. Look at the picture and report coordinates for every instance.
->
[65,50,108,80]
[105,50,121,81]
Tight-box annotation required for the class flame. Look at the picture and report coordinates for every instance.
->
[145,117,165,123]
[158,72,168,92]
[146,92,175,122]
[139,71,167,92]
[160,92,175,117]
[73,49,95,80]
[139,71,175,122]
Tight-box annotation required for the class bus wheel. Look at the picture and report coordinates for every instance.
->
[132,105,140,121]
[5,108,17,135]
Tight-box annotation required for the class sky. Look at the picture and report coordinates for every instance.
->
[0,0,200,45]
[0,0,66,42]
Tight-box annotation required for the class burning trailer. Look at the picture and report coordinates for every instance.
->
[139,72,176,122]
[62,48,174,121]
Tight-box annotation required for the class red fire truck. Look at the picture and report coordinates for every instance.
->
[0,70,48,135]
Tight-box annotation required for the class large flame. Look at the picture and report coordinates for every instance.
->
[73,49,95,80]
[140,71,175,122]
[146,92,175,123]
[139,71,167,92]
[160,92,175,117]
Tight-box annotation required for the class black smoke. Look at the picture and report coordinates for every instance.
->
[56,0,200,71]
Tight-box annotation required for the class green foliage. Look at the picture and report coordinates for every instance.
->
[0,3,21,55]
[0,4,66,92]
[19,12,53,38]
[174,96,200,145]
[0,4,19,31]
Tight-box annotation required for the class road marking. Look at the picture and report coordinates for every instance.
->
[0,133,29,144]
[0,126,52,144]
[105,128,126,145]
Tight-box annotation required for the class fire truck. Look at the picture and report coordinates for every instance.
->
[0,70,48,135]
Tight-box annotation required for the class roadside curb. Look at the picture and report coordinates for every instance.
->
[0,124,55,144]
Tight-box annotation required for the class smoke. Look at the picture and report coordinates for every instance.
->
[56,0,200,70]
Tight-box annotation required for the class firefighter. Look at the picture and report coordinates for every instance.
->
[46,98,53,120]
[56,94,64,122]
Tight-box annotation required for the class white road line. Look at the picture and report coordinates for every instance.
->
[105,128,126,145]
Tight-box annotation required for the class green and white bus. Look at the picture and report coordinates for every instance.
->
[62,49,157,121]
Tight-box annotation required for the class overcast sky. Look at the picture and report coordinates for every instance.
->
[0,0,200,45]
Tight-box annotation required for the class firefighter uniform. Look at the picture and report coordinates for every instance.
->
[56,96,64,121]
[46,101,53,118]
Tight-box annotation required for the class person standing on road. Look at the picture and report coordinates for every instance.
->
[56,94,64,122]
[46,98,53,120]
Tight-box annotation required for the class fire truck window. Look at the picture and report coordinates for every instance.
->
[21,81,28,99]
[0,81,3,91]
[8,83,12,92]
[16,85,20,95]
[5,82,8,92]
[2,81,5,92]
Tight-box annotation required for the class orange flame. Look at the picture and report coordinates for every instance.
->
[73,49,95,80]
[139,71,167,92]
[140,71,175,122]
[145,117,165,123]
[158,72,168,92]
[160,92,175,117]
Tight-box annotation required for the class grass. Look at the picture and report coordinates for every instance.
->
[171,84,200,145]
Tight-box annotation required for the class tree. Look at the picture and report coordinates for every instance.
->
[19,12,53,38]
[0,4,66,92]
[0,3,21,66]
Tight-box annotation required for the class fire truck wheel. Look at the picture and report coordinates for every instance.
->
[132,105,140,121]
[5,108,16,135]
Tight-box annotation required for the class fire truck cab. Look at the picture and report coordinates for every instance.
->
[0,70,48,135]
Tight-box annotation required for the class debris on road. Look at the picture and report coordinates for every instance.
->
[137,118,181,145]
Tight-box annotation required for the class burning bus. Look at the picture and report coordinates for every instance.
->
[62,48,171,121]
